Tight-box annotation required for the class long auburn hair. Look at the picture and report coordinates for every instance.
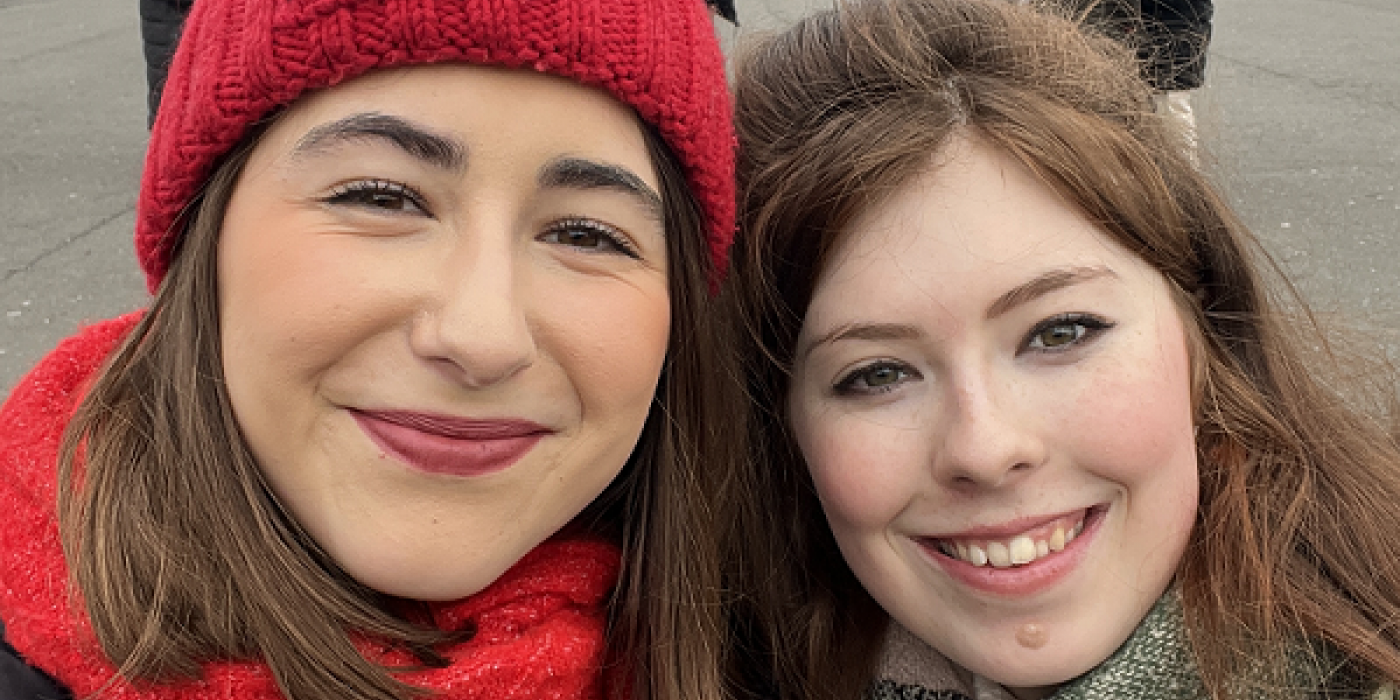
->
[57,112,739,700]
[724,0,1400,697]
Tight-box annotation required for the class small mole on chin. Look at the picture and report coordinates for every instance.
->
[1016,623,1047,649]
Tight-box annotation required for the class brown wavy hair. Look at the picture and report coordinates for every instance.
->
[723,0,1400,697]
[57,115,740,700]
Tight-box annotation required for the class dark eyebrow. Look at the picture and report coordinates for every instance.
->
[800,322,924,361]
[538,156,664,223]
[291,112,466,171]
[987,265,1118,319]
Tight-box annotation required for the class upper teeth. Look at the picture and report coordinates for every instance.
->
[938,518,1084,568]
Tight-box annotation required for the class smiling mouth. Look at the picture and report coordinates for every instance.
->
[350,409,550,478]
[928,507,1102,569]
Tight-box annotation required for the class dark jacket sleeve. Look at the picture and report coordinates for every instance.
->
[139,0,196,126]
[1068,0,1213,92]
[1139,0,1213,91]
[0,620,72,700]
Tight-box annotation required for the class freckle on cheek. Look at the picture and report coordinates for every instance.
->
[1016,623,1047,650]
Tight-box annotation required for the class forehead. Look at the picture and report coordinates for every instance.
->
[816,135,1144,299]
[245,63,657,187]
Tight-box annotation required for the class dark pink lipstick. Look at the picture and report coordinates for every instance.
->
[350,409,549,477]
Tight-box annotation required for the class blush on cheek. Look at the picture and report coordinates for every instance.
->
[1079,403,1193,497]
[1075,319,1195,464]
[801,426,911,532]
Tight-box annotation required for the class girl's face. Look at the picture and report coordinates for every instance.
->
[218,64,670,601]
[789,136,1198,697]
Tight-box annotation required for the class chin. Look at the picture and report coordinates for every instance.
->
[345,555,511,602]
[972,657,1087,692]
[953,623,1133,694]
[368,574,496,602]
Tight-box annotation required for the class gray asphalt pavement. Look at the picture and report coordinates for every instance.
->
[2,0,1398,396]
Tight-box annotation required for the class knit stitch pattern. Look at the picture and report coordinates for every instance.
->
[137,0,735,292]
[868,592,1378,700]
[868,594,1206,700]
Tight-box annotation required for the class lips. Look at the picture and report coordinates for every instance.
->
[918,506,1106,596]
[350,409,549,477]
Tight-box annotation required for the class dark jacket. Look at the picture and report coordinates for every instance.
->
[0,622,71,700]
[1081,0,1214,92]
[1140,0,1213,91]
[139,0,195,126]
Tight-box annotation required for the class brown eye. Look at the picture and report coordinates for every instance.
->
[556,227,606,248]
[364,191,409,210]
[540,219,639,259]
[325,179,428,214]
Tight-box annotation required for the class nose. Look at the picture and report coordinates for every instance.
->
[932,364,1046,489]
[409,233,537,388]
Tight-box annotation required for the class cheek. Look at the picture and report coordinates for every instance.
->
[545,278,670,418]
[219,211,357,364]
[792,403,926,537]
[1069,314,1199,518]
[217,209,426,393]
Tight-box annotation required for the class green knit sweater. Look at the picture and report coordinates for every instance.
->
[870,593,1393,700]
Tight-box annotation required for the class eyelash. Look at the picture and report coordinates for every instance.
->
[832,360,921,397]
[323,179,429,214]
[829,314,1114,397]
[540,218,641,259]
[1020,313,1115,354]
[323,175,648,265]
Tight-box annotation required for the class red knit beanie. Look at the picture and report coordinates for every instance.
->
[136,0,735,292]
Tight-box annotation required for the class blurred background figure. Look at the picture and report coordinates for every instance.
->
[1077,0,1213,156]
[139,0,192,127]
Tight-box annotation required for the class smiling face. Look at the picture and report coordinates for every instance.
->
[217,64,670,601]
[788,135,1199,697]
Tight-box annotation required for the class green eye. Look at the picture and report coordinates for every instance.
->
[863,365,906,387]
[833,360,920,396]
[1031,323,1085,349]
[1023,314,1114,353]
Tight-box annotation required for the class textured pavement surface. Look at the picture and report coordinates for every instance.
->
[2,0,1398,396]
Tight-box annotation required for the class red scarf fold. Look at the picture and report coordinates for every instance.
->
[0,313,623,700]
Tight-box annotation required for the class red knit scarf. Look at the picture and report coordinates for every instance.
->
[0,313,623,699]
